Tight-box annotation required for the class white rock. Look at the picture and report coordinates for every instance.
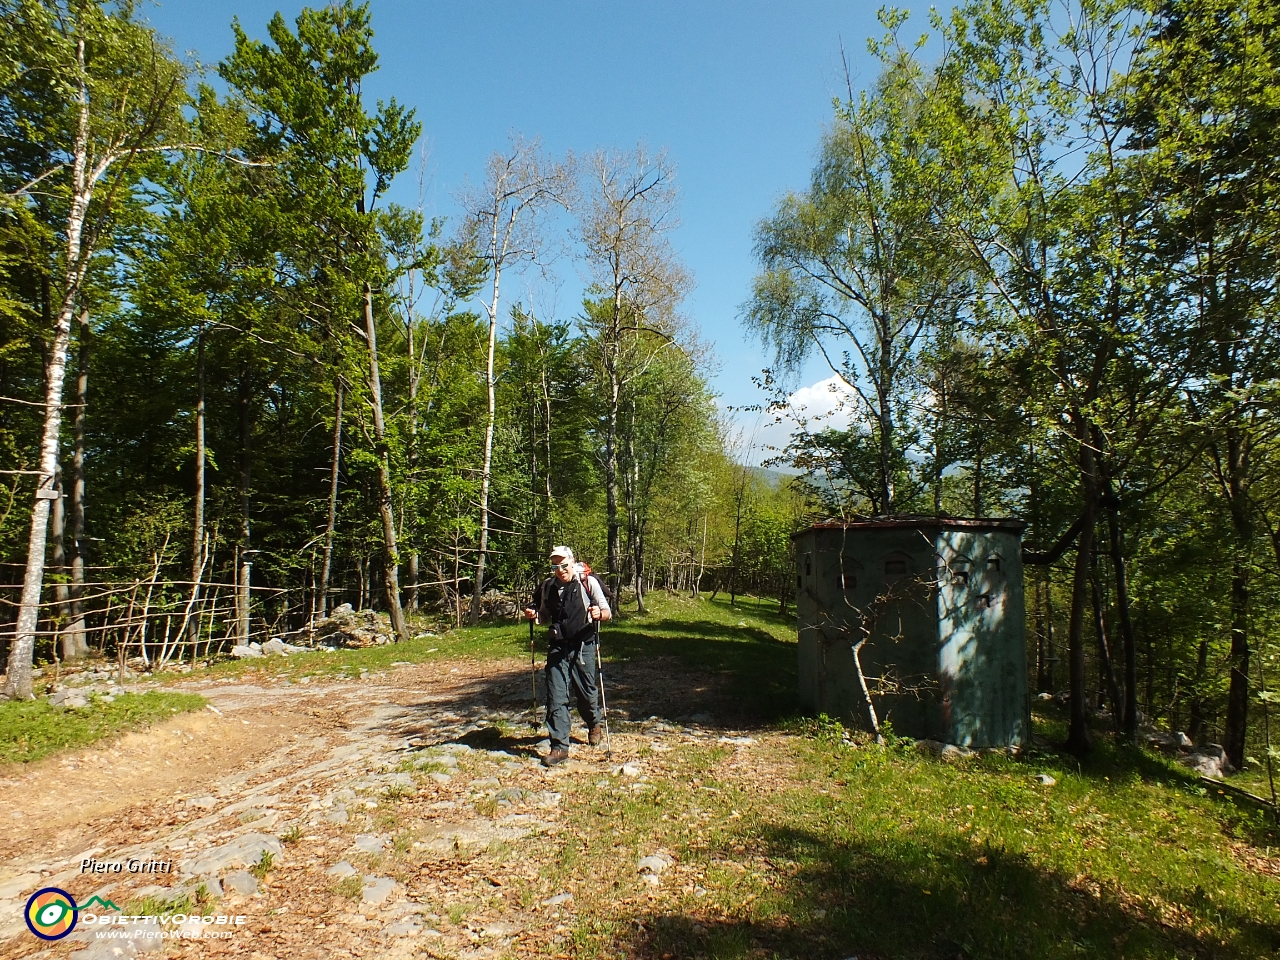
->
[1183,745,1234,779]
[352,834,386,854]
[229,645,262,659]
[382,917,422,936]
[543,892,573,907]
[1035,773,1057,786]
[637,855,670,875]
[326,860,357,878]
[361,876,397,905]
[261,639,289,656]
[222,870,258,896]
[181,833,282,876]
[0,872,41,899]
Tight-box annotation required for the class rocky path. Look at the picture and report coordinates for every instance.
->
[0,655,758,960]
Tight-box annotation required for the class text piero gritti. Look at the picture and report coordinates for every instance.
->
[80,858,173,874]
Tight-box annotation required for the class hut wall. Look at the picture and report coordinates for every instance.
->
[935,528,1029,747]
[797,520,1028,748]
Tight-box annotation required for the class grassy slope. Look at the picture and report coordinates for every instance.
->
[0,691,206,764]
[539,594,1279,959]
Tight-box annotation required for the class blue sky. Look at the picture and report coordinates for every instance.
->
[143,0,939,461]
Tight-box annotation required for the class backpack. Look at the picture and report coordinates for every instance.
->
[578,563,615,608]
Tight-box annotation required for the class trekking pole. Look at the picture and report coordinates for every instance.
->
[528,617,539,728]
[596,629,612,753]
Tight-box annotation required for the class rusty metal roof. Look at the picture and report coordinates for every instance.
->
[793,516,1027,538]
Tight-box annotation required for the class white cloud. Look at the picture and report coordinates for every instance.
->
[734,375,859,467]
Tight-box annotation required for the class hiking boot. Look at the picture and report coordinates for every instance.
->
[543,747,570,767]
[588,725,604,746]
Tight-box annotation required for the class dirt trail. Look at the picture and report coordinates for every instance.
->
[0,654,761,960]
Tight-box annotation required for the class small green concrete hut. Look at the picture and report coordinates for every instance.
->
[794,518,1029,748]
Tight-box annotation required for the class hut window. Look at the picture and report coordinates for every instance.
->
[987,556,1002,572]
[953,569,969,586]
[885,559,907,576]
[805,555,812,576]
[840,573,857,589]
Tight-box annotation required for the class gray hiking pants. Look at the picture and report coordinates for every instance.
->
[545,639,601,749]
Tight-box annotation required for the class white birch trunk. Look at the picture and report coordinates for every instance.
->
[3,44,93,699]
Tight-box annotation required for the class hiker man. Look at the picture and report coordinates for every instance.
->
[523,546,611,766]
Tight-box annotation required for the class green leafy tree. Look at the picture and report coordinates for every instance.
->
[220,0,421,640]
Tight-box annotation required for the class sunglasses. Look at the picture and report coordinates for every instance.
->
[550,562,572,572]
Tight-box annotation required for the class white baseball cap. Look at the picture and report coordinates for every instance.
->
[549,546,574,563]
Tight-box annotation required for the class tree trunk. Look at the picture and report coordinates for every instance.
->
[470,300,499,625]
[878,325,894,515]
[1223,425,1251,769]
[1189,638,1209,744]
[187,322,206,645]
[543,371,553,555]
[1045,569,1056,693]
[625,412,647,614]
[605,352,622,602]
[634,521,647,615]
[3,44,94,699]
[318,380,343,620]
[1066,422,1098,755]
[363,282,408,641]
[972,447,983,519]
[236,373,253,644]
[317,378,343,619]
[1090,559,1124,731]
[66,308,89,658]
[1034,573,1047,692]
[51,464,73,658]
[406,312,420,615]
[1104,493,1138,742]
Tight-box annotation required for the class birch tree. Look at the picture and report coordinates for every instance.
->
[458,136,572,624]
[1,0,186,699]
[577,148,690,600]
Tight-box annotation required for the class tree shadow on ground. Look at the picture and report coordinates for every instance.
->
[626,823,1280,960]
[601,619,797,727]
[360,619,797,760]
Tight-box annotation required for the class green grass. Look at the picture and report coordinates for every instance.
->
[249,850,274,879]
[547,728,1280,959]
[430,593,1277,959]
[601,592,799,721]
[151,615,533,686]
[0,690,206,764]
